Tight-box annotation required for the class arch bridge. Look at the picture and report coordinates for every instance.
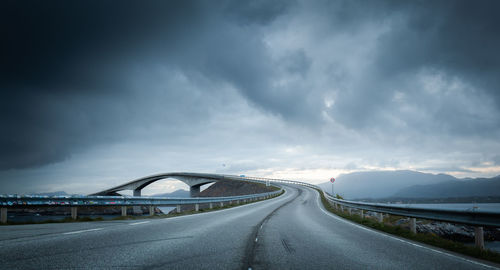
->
[90,172,247,197]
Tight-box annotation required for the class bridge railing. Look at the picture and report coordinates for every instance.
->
[0,188,282,223]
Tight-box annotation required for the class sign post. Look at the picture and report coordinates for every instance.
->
[330,177,335,197]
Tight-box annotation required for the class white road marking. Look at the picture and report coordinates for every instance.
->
[129,221,150,226]
[62,228,103,235]
[314,191,499,269]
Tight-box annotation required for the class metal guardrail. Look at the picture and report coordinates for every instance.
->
[0,178,283,223]
[323,193,500,228]
[0,190,282,207]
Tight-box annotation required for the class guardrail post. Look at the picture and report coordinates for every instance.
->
[474,226,485,250]
[340,205,344,212]
[236,200,240,205]
[121,206,127,217]
[209,202,213,209]
[71,207,78,220]
[149,206,155,216]
[220,202,224,207]
[410,218,416,234]
[347,207,352,216]
[1,208,7,224]
[176,205,181,213]
[378,212,384,223]
[195,203,199,212]
[360,210,364,219]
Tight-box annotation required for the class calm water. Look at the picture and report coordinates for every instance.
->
[397,203,500,213]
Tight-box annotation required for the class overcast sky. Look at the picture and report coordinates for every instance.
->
[1,0,500,195]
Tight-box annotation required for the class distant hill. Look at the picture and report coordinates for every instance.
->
[169,180,277,213]
[199,180,277,197]
[34,191,69,196]
[393,176,500,198]
[151,189,190,198]
[33,191,84,196]
[317,170,456,199]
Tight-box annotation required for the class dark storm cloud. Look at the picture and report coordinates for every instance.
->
[1,0,500,176]
[376,1,500,92]
[321,0,500,137]
[0,0,291,170]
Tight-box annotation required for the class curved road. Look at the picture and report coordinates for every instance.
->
[0,185,498,269]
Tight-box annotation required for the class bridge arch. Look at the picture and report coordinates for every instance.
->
[90,172,227,197]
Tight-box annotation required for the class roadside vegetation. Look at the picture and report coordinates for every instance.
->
[317,189,500,264]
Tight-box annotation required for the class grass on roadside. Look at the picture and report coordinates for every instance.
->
[317,189,500,264]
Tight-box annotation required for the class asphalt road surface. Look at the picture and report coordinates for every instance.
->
[0,185,498,269]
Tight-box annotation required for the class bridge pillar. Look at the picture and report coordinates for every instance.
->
[121,206,127,216]
[475,226,485,250]
[176,205,181,213]
[1,208,7,224]
[149,206,155,216]
[71,207,78,220]
[133,189,143,215]
[209,202,213,209]
[190,185,201,197]
[195,203,199,212]
[410,218,416,234]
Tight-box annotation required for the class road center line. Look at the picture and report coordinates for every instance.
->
[129,221,150,226]
[62,228,103,235]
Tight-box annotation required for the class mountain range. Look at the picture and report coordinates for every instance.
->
[150,189,190,198]
[317,170,500,200]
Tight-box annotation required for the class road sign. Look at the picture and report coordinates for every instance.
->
[330,177,335,183]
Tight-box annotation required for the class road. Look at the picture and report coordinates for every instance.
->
[0,185,498,269]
